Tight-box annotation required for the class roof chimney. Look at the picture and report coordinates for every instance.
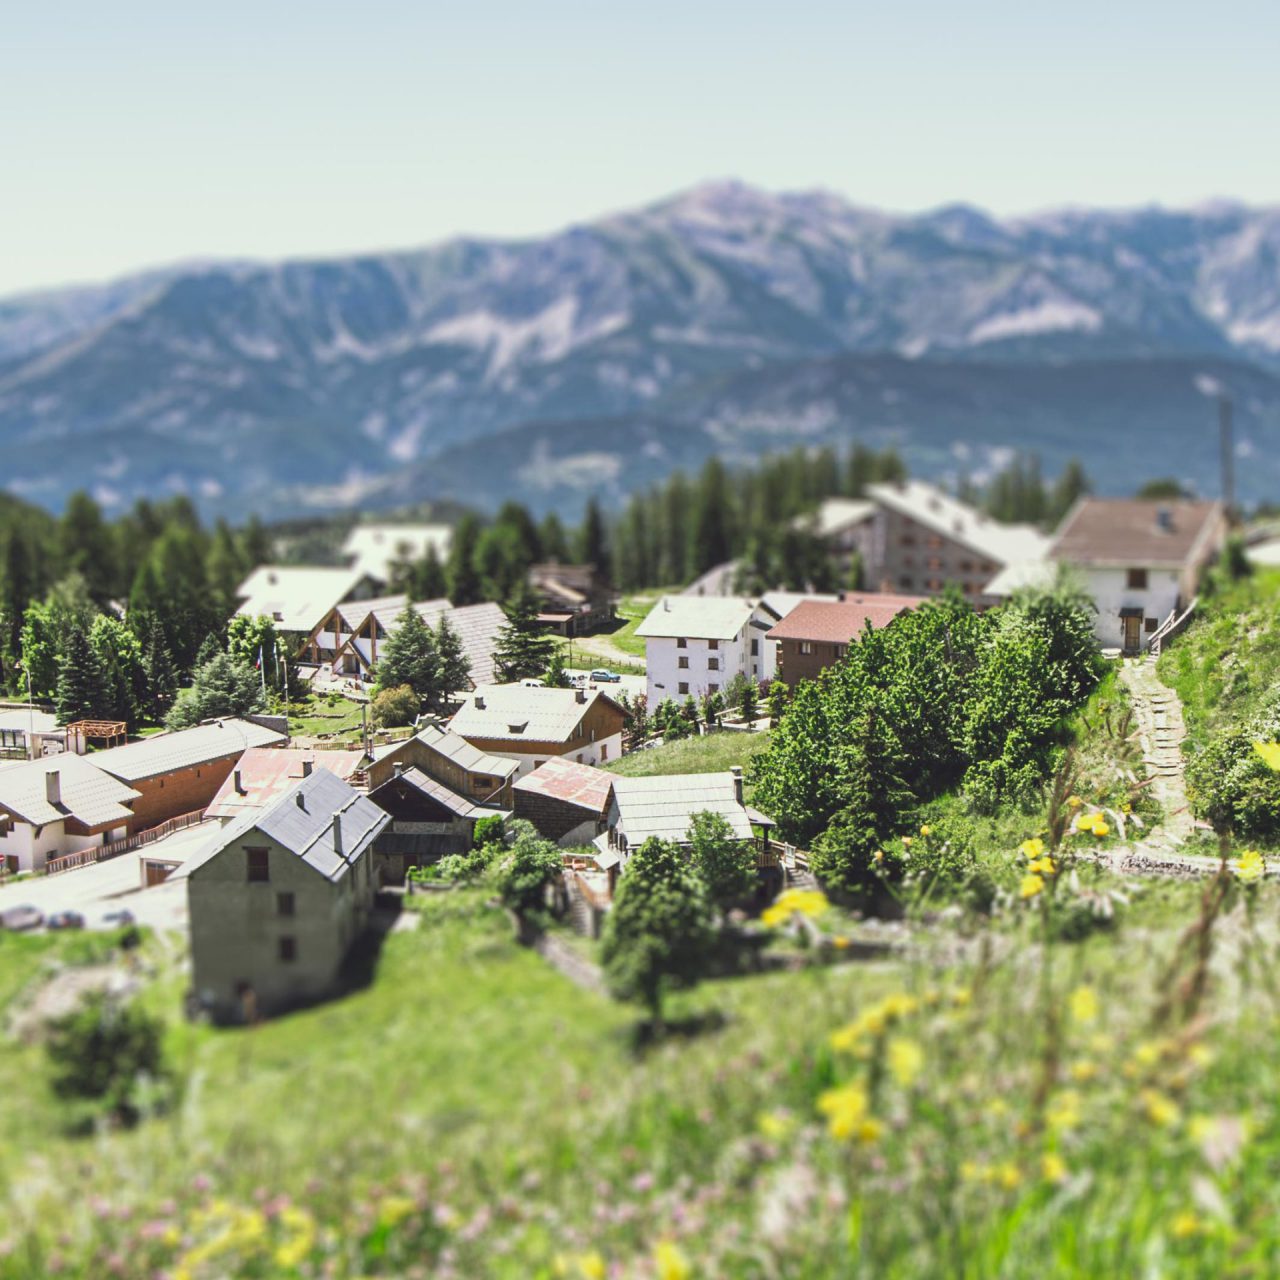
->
[475,694,486,710]
[730,765,744,806]
[302,759,313,778]
[332,812,343,856]
[575,687,586,704]
[394,762,406,777]
[1156,505,1174,533]
[295,792,307,811]
[45,769,61,807]
[233,768,246,795]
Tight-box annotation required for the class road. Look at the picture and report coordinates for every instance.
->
[0,822,215,933]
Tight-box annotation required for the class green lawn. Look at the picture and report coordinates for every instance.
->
[604,728,772,779]
[285,692,367,740]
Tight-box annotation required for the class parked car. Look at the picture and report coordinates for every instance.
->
[102,909,136,928]
[520,678,544,688]
[590,668,621,683]
[47,910,85,931]
[0,905,44,932]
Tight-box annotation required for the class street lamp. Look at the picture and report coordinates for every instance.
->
[13,658,34,760]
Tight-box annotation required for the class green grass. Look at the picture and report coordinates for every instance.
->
[285,692,367,740]
[585,589,681,660]
[604,728,772,779]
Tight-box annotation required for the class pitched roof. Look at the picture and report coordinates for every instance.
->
[513,757,614,813]
[982,558,1058,599]
[635,595,759,641]
[360,600,506,686]
[92,719,287,783]
[805,497,878,538]
[0,708,59,735]
[866,480,1050,568]
[1049,499,1224,568]
[449,685,622,745]
[341,524,452,583]
[176,769,389,883]
[372,722,518,780]
[611,772,764,845]
[332,593,409,631]
[236,565,367,633]
[369,766,490,819]
[766,594,927,643]
[205,747,367,822]
[760,591,840,620]
[0,753,139,829]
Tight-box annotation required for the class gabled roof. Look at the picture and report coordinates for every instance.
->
[369,766,490,820]
[804,497,878,538]
[760,591,840,621]
[636,595,759,642]
[93,719,287,784]
[331,593,409,632]
[1048,499,1224,569]
[177,769,389,883]
[372,721,519,780]
[513,757,614,813]
[0,754,139,829]
[205,747,366,822]
[866,480,1050,568]
[236,565,367,633]
[766,594,927,643]
[341,524,452,583]
[449,685,623,746]
[611,772,766,845]
[347,600,506,687]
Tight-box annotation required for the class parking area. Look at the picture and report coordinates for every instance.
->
[0,822,216,934]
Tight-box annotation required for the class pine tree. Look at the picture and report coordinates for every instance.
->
[375,606,439,704]
[446,514,484,605]
[576,498,611,582]
[141,618,178,723]
[432,615,472,707]
[689,457,733,575]
[55,622,104,725]
[409,545,448,600]
[206,519,246,617]
[537,512,571,563]
[1050,460,1090,527]
[493,580,556,682]
[542,646,571,688]
[58,492,117,605]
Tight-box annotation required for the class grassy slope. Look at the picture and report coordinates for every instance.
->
[603,729,772,779]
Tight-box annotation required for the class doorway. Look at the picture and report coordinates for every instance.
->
[1122,614,1142,653]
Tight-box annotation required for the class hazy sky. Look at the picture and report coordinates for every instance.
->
[5,0,1278,296]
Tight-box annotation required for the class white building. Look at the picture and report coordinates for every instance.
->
[235,565,373,636]
[1023,499,1226,653]
[0,755,139,873]
[341,524,452,587]
[635,596,780,709]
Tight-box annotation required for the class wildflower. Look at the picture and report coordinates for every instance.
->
[995,1162,1022,1190]
[1067,794,1083,808]
[1019,837,1046,859]
[1069,1059,1099,1083]
[377,1195,418,1229]
[832,935,850,950]
[901,836,913,848]
[1068,985,1099,1024]
[873,850,885,864]
[960,1160,983,1182]
[887,1037,924,1088]
[1041,1152,1068,1184]
[757,1110,795,1142]
[817,1083,881,1143]
[575,1252,607,1280]
[919,824,932,837]
[1252,740,1280,772]
[1019,873,1045,900]
[1236,849,1265,883]
[1171,1211,1201,1240]
[1045,1090,1082,1134]
[655,1240,692,1280]
[1140,1088,1181,1129]
[1091,818,1110,837]
[761,888,830,928]
[1027,855,1056,876]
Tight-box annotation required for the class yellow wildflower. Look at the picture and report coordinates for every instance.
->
[888,1037,925,1088]
[1067,794,1083,808]
[1236,849,1265,883]
[901,835,913,848]
[920,824,932,836]
[761,888,830,927]
[1171,1211,1201,1240]
[1069,1058,1099,1083]
[832,935,850,950]
[576,1252,607,1280]
[275,1236,313,1270]
[873,849,885,863]
[1140,1088,1181,1129]
[995,1161,1022,1190]
[950,986,972,1007]
[1252,740,1280,772]
[1068,985,1099,1025]
[1019,873,1045,900]
[985,1097,1009,1118]
[1041,1152,1068,1184]
[960,1159,983,1182]
[655,1240,692,1280]
[1020,837,1046,859]
[757,1110,795,1142]
[377,1195,417,1229]
[1027,855,1056,876]
[817,1083,881,1143]
[1045,1090,1082,1134]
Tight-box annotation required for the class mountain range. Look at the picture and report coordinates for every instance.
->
[3,180,1279,518]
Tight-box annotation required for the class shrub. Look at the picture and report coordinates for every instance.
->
[472,814,506,848]
[493,821,564,921]
[687,810,756,910]
[371,684,419,729]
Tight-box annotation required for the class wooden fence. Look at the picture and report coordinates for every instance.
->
[44,809,208,877]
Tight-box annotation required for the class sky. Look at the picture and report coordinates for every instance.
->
[4,0,1279,297]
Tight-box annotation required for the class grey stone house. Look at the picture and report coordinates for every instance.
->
[176,769,390,1023]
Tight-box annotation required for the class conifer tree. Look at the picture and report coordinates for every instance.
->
[537,512,570,563]
[432,615,472,707]
[576,498,611,582]
[141,618,178,723]
[55,622,104,725]
[493,580,556,682]
[375,606,438,704]
[409,544,448,601]
[446,514,484,605]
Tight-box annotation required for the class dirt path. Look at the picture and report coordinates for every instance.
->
[569,633,645,670]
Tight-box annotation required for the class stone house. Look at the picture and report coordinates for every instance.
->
[512,757,614,845]
[205,748,367,823]
[367,721,517,804]
[177,769,389,1023]
[368,766,499,880]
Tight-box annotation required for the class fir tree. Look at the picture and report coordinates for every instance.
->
[410,544,448,601]
[493,581,556,682]
[141,618,178,723]
[375,606,439,704]
[576,498,611,583]
[542,646,571,688]
[446,514,484,605]
[432,615,472,708]
[537,512,570,563]
[55,622,104,725]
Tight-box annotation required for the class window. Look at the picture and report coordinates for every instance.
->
[600,744,608,761]
[836,644,848,659]
[1144,616,1158,633]
[900,534,916,547]
[750,638,759,656]
[278,936,297,963]
[1127,568,1149,589]
[678,656,689,669]
[678,681,689,695]
[676,637,687,648]
[799,641,813,655]
[276,892,295,917]
[708,657,719,671]
[708,683,719,694]
[246,847,269,883]
[708,639,719,651]
[899,576,914,590]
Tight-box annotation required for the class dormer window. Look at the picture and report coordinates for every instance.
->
[1127,568,1149,590]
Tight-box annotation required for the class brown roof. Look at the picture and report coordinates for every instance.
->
[512,757,614,813]
[205,747,366,821]
[766,594,927,643]
[1050,499,1223,568]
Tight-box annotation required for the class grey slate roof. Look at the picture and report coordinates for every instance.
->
[449,685,621,745]
[611,771,768,845]
[370,767,491,819]
[93,718,287,783]
[0,754,139,828]
[372,721,518,779]
[175,769,389,883]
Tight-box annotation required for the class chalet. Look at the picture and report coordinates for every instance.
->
[177,769,389,1023]
[205,748,367,823]
[1016,499,1226,654]
[766,592,927,686]
[0,755,139,873]
[367,721,517,804]
[235,565,376,639]
[92,718,288,835]
[329,599,506,687]
[368,766,499,880]
[636,595,780,709]
[528,563,616,636]
[341,523,452,587]
[297,594,407,671]
[448,685,625,779]
[864,480,1049,601]
[512,757,614,845]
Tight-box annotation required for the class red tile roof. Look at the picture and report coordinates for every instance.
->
[512,756,614,813]
[765,594,927,643]
[1049,499,1224,568]
[205,748,366,821]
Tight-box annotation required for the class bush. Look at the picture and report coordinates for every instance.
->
[45,992,170,1128]
[493,821,564,921]
[472,814,506,849]
[687,810,756,910]
[372,684,418,729]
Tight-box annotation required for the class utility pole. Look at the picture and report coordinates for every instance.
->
[1219,394,1235,520]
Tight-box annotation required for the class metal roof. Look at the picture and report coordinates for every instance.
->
[611,771,766,845]
[205,747,367,821]
[449,685,622,745]
[177,769,389,883]
[804,497,877,538]
[236,565,367,634]
[356,600,506,687]
[372,721,518,779]
[370,766,490,819]
[513,757,614,812]
[0,708,59,735]
[0,753,139,829]
[635,595,759,641]
[93,719,287,783]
